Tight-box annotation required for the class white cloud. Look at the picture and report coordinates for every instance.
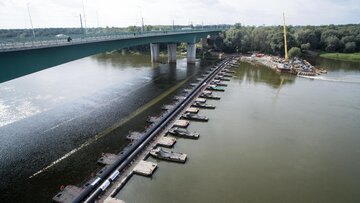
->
[0,0,359,28]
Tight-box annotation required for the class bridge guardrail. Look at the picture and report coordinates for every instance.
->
[0,28,224,52]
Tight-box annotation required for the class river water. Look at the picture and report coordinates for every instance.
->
[117,57,360,203]
[0,53,360,202]
[0,52,215,202]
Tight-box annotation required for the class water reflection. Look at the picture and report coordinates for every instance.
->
[306,56,360,72]
[234,62,295,89]
[92,52,152,68]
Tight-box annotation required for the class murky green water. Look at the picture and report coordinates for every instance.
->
[117,58,360,203]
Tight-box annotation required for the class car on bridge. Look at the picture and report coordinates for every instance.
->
[55,34,72,42]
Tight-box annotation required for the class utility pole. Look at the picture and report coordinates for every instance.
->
[82,0,87,34]
[141,17,144,32]
[27,3,36,39]
[172,19,175,31]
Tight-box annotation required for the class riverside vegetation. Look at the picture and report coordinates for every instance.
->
[207,23,360,60]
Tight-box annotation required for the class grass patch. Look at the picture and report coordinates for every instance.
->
[320,52,360,62]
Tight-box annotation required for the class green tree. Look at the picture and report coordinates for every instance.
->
[341,36,355,44]
[321,30,341,43]
[343,42,356,53]
[301,43,311,50]
[223,28,243,52]
[214,36,225,50]
[296,29,319,49]
[240,34,251,52]
[324,36,341,52]
[234,23,242,29]
[288,47,301,58]
[251,26,272,53]
[270,30,296,55]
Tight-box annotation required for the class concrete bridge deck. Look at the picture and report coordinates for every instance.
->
[0,29,219,53]
[0,29,221,83]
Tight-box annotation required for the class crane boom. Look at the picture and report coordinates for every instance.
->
[283,13,288,61]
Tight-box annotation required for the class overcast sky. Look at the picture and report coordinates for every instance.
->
[0,0,359,29]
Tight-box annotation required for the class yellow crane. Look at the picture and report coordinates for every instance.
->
[283,12,288,61]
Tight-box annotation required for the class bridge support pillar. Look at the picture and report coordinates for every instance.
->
[150,43,160,62]
[167,44,177,63]
[187,43,196,64]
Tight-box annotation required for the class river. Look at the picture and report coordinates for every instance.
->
[0,53,360,202]
[0,52,216,202]
[116,57,360,203]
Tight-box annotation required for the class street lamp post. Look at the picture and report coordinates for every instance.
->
[27,3,36,39]
[82,0,87,34]
[138,6,144,32]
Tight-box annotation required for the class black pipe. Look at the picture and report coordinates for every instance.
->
[71,57,235,203]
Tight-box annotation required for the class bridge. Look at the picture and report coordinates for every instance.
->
[0,29,221,83]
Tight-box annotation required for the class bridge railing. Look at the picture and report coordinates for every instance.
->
[0,28,226,52]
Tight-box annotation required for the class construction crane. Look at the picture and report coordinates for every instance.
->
[283,12,288,61]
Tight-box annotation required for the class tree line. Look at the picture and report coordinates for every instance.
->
[208,23,360,56]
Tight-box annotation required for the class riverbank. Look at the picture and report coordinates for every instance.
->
[320,52,360,62]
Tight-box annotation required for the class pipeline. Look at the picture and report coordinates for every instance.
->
[71,57,235,203]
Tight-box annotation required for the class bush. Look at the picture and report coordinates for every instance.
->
[301,43,311,50]
[288,47,301,58]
